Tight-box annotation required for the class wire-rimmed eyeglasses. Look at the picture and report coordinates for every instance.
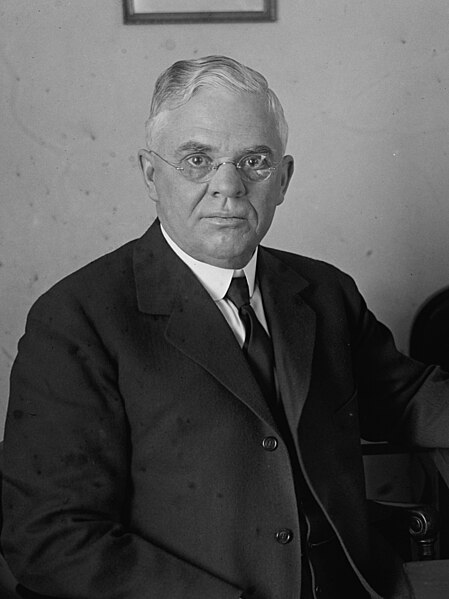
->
[147,149,281,183]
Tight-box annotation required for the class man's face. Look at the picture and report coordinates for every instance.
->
[140,87,294,269]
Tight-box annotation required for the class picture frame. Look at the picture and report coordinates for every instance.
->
[123,0,276,24]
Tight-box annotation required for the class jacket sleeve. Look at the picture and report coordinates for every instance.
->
[1,289,243,599]
[340,270,449,447]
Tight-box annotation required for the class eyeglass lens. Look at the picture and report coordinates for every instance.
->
[182,157,274,183]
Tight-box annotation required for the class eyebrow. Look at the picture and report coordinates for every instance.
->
[243,145,275,157]
[175,141,215,156]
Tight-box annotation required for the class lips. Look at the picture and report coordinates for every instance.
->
[206,214,245,219]
[205,216,246,226]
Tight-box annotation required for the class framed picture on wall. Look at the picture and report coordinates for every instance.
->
[123,0,277,24]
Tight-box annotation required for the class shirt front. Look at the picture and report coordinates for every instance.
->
[160,225,270,347]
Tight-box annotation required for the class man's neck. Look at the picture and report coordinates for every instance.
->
[160,224,259,301]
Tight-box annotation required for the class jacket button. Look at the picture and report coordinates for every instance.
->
[262,436,278,451]
[275,528,293,544]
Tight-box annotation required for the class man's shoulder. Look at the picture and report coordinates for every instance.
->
[261,245,354,286]
[48,238,137,297]
[260,245,365,319]
[28,236,141,326]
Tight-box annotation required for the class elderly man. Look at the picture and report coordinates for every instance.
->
[2,55,449,599]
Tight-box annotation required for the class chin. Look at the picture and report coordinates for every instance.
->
[207,246,255,269]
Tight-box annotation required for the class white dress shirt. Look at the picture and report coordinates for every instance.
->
[160,225,271,348]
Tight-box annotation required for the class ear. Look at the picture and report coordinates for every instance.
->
[276,154,294,205]
[138,149,158,202]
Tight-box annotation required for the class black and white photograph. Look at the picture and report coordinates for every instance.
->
[1,1,449,598]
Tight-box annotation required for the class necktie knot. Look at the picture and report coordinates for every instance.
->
[226,276,250,310]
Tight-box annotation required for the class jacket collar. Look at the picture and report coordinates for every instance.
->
[133,220,316,432]
[257,249,316,433]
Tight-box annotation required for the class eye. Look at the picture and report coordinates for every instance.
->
[240,154,270,170]
[183,154,213,169]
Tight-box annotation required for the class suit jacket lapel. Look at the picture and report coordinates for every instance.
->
[133,222,277,430]
[258,248,316,432]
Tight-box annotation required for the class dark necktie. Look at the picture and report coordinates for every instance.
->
[226,277,277,409]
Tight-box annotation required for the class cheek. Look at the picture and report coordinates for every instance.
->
[251,193,279,227]
[155,181,194,219]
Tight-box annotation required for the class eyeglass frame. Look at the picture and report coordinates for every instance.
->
[146,149,282,183]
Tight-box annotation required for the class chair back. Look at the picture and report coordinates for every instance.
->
[410,286,449,370]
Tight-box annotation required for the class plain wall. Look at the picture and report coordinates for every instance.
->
[1,0,449,434]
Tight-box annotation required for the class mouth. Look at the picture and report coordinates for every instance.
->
[204,216,247,227]
[205,215,246,221]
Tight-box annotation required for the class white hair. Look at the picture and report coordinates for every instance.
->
[145,55,288,152]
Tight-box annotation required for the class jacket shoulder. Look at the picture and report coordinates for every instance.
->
[261,246,357,290]
[28,238,139,324]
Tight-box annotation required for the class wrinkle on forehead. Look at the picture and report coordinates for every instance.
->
[156,88,283,158]
[173,141,276,160]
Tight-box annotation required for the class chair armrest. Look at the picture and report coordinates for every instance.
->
[368,500,440,560]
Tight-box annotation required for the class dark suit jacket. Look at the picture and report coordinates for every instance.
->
[2,220,449,599]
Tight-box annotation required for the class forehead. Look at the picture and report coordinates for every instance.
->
[156,88,282,155]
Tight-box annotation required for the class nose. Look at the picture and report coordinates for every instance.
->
[208,162,246,199]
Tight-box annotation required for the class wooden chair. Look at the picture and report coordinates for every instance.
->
[363,441,441,562]
[410,285,449,372]
[400,285,449,596]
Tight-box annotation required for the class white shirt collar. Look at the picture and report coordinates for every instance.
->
[160,225,258,301]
